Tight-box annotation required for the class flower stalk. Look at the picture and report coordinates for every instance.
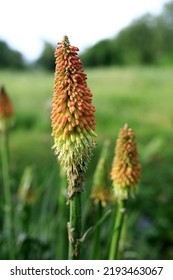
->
[0,85,14,259]
[90,139,112,259]
[51,36,96,259]
[68,192,81,259]
[109,200,126,260]
[109,124,140,259]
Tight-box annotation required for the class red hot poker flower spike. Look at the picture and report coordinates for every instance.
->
[111,124,141,200]
[51,36,96,197]
[0,85,14,131]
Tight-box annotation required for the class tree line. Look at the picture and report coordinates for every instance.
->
[81,1,173,67]
[1,0,173,70]
[0,41,25,69]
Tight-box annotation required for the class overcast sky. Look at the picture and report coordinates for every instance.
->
[0,0,168,61]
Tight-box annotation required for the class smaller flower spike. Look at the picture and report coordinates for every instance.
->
[51,36,96,197]
[111,124,141,200]
[91,140,112,207]
[0,85,14,131]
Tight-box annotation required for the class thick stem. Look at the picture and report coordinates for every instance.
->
[1,129,15,259]
[68,191,81,260]
[109,200,126,260]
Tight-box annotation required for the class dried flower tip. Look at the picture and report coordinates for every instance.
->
[62,35,70,47]
[111,124,141,200]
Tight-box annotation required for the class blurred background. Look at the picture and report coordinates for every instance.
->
[0,0,173,259]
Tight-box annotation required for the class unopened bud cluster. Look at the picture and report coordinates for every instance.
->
[91,140,112,207]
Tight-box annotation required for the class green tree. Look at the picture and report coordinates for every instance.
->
[81,39,112,67]
[0,40,25,69]
[114,14,160,65]
[36,41,55,71]
[156,1,173,65]
[80,1,173,67]
[81,14,160,66]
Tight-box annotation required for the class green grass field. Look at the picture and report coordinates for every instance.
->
[0,67,173,259]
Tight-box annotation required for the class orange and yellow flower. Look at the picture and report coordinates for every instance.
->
[0,85,14,131]
[111,124,141,200]
[51,36,96,196]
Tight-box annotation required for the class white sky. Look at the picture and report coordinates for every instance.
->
[0,0,168,61]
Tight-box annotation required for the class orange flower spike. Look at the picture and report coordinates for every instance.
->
[0,85,13,118]
[111,124,141,200]
[51,36,96,197]
[0,85,14,131]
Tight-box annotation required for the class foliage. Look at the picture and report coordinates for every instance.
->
[81,1,173,67]
[34,1,173,70]
[0,40,25,69]
[0,67,173,259]
[81,39,113,67]
[35,41,55,71]
[156,1,173,65]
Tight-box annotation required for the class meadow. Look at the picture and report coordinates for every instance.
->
[0,67,173,259]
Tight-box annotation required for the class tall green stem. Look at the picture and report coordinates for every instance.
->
[1,128,14,259]
[68,191,81,260]
[92,202,102,259]
[109,200,126,260]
